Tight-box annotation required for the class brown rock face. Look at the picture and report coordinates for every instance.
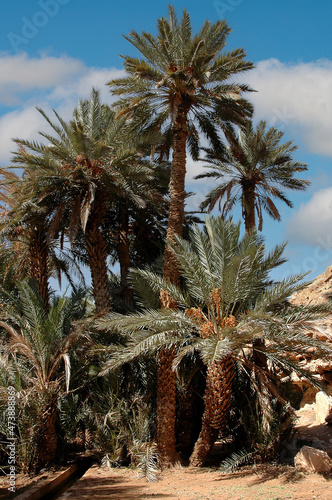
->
[290,265,332,307]
[290,265,332,341]
[289,266,332,376]
[295,446,332,474]
[287,266,332,411]
[315,391,332,424]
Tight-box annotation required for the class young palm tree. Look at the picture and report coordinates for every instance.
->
[108,5,254,463]
[10,89,154,313]
[197,121,309,232]
[97,216,332,467]
[0,282,89,470]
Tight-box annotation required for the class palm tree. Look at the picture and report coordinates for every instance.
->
[108,5,254,463]
[109,6,253,285]
[197,120,309,232]
[0,168,54,310]
[108,161,170,304]
[0,282,89,470]
[10,89,154,314]
[0,169,84,310]
[97,216,332,467]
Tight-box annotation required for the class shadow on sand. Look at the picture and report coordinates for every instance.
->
[57,474,172,499]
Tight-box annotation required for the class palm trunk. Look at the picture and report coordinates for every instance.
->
[158,104,188,466]
[162,107,188,286]
[35,399,58,470]
[156,347,179,464]
[118,207,132,302]
[253,337,267,368]
[243,181,256,233]
[85,216,111,314]
[29,225,50,310]
[176,385,195,458]
[190,355,235,467]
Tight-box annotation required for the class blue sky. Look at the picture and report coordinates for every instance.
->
[1,0,332,284]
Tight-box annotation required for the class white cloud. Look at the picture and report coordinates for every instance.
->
[0,53,125,163]
[286,187,332,245]
[0,53,85,105]
[246,58,332,155]
[0,107,47,163]
[3,53,332,172]
[48,67,125,113]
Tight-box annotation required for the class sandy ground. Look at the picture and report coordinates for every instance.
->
[2,403,332,500]
[3,462,332,500]
[55,463,332,500]
[54,401,332,500]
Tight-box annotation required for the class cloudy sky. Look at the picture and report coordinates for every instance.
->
[1,0,332,282]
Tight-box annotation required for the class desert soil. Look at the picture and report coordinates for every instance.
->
[2,404,332,500]
[55,463,332,500]
[1,463,332,500]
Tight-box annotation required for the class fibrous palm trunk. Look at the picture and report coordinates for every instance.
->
[161,111,187,287]
[158,104,188,466]
[156,346,178,464]
[35,399,58,470]
[85,215,111,314]
[189,355,235,467]
[243,181,256,233]
[29,225,50,311]
[176,385,195,458]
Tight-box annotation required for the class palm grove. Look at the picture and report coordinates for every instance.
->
[0,6,330,474]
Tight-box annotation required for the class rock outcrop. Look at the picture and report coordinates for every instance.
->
[315,391,332,424]
[288,266,332,402]
[277,268,332,464]
[295,445,332,474]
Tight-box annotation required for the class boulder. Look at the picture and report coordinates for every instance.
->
[295,445,332,474]
[300,386,318,407]
[315,391,332,424]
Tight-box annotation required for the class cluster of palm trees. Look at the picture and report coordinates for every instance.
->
[0,6,329,473]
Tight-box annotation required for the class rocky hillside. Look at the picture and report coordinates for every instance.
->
[289,265,332,387]
[291,264,332,311]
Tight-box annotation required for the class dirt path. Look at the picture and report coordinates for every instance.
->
[56,464,332,500]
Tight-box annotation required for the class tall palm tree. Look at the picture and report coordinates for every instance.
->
[97,216,332,467]
[10,89,154,314]
[109,6,253,285]
[197,120,309,232]
[108,5,254,463]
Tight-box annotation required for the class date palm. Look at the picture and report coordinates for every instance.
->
[97,216,332,466]
[0,169,84,310]
[0,169,53,310]
[0,282,89,470]
[109,5,253,284]
[10,89,154,313]
[108,161,170,304]
[108,5,254,463]
[197,121,309,232]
